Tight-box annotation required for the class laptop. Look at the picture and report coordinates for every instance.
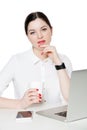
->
[36,69,87,122]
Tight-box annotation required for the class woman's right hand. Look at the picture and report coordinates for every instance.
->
[19,88,42,109]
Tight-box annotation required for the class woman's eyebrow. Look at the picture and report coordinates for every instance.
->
[28,29,35,32]
[41,25,47,28]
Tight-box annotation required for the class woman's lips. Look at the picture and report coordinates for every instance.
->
[37,40,46,45]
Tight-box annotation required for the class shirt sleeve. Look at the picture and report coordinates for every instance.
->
[0,56,16,95]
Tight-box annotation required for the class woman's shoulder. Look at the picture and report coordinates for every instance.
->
[12,49,32,61]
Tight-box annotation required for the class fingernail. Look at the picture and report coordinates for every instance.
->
[39,94,41,96]
[36,89,39,91]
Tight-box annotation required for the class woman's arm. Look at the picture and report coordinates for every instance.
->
[51,55,70,101]
[0,88,42,109]
[51,53,71,101]
[40,45,72,101]
[0,97,21,109]
[56,68,70,101]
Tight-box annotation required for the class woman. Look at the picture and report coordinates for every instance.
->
[0,11,72,109]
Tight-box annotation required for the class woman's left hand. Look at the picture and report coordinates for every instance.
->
[40,45,62,64]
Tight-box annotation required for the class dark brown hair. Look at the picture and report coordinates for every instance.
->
[24,11,52,35]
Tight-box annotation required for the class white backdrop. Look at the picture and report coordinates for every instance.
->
[0,0,87,97]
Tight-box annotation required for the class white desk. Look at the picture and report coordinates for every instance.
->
[0,103,87,130]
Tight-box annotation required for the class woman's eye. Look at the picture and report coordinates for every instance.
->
[30,32,35,35]
[42,28,47,31]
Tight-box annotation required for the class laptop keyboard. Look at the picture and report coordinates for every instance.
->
[55,111,67,117]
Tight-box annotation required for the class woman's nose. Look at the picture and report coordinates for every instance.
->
[37,32,43,39]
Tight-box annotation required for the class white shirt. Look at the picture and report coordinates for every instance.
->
[0,49,72,104]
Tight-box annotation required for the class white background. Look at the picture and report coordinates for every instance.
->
[0,0,87,97]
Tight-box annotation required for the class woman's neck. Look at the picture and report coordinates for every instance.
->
[32,46,48,60]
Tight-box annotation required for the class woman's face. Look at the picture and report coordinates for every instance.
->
[27,18,52,50]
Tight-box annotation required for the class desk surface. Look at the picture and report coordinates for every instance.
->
[0,103,87,130]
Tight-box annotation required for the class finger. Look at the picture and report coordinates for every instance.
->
[29,93,42,101]
[29,96,42,104]
[39,44,49,48]
[42,48,53,54]
[31,97,42,103]
[27,91,39,97]
[25,88,38,94]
